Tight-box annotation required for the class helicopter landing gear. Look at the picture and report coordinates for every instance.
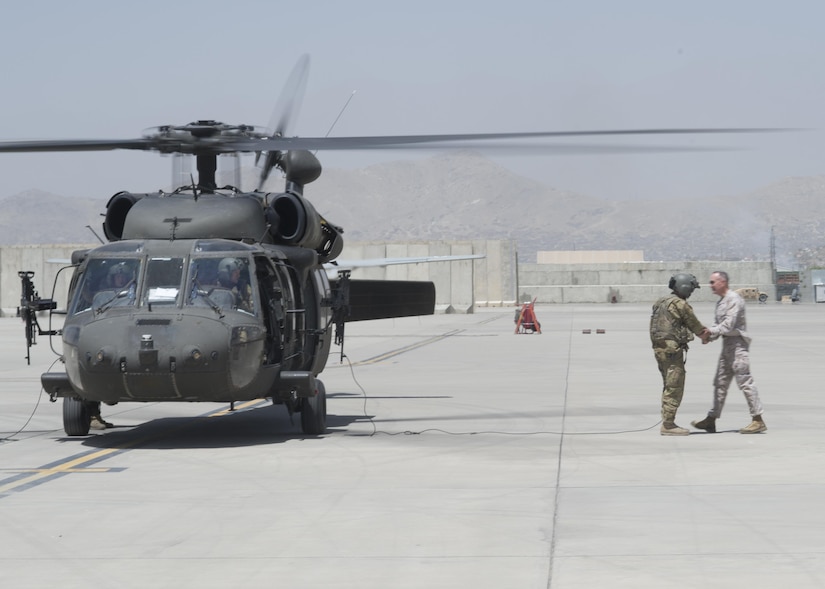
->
[300,379,327,435]
[63,397,92,436]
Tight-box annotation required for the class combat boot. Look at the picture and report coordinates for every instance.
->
[90,416,113,430]
[691,416,716,433]
[739,415,767,434]
[660,422,690,436]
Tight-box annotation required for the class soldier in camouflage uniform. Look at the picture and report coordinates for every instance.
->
[691,270,766,434]
[650,273,710,436]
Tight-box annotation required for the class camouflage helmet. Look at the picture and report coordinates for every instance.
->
[669,273,700,299]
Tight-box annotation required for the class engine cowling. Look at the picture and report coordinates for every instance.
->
[103,192,144,241]
[267,192,343,263]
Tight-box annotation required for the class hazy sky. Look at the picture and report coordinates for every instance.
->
[0,0,822,201]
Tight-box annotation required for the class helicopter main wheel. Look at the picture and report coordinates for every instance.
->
[63,397,91,436]
[300,379,327,435]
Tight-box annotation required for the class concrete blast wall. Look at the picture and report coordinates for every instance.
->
[339,239,518,312]
[519,260,775,304]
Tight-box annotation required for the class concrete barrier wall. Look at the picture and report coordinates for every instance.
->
[518,260,775,304]
[340,239,518,312]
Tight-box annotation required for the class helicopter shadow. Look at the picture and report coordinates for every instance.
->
[78,404,362,450]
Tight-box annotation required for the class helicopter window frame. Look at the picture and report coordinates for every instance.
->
[253,255,285,322]
[185,254,259,316]
[253,255,287,364]
[68,257,143,316]
[271,261,301,345]
[142,257,185,307]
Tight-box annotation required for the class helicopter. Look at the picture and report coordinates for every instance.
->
[3,55,784,438]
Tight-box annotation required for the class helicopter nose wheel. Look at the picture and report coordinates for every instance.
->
[300,379,327,435]
[62,397,92,436]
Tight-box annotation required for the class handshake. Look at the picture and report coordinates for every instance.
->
[698,328,712,345]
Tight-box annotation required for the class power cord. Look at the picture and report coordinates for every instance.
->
[1,358,61,443]
[340,353,663,437]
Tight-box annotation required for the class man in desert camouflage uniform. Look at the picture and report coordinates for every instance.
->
[691,270,766,434]
[650,273,710,436]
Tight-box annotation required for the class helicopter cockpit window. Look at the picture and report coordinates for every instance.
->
[187,256,257,315]
[69,258,141,315]
[143,257,184,306]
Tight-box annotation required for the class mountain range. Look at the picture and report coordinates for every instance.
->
[2,153,823,268]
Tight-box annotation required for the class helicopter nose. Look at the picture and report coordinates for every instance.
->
[71,315,269,402]
[73,317,228,401]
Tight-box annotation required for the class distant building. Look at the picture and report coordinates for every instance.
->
[536,250,644,264]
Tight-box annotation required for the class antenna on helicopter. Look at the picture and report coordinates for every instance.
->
[85,225,104,244]
[312,90,357,157]
[323,91,356,137]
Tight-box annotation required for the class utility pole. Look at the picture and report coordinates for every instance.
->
[770,225,776,282]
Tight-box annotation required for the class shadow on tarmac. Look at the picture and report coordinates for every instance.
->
[74,404,363,450]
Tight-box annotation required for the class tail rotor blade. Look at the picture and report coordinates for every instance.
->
[268,53,310,138]
[258,54,310,190]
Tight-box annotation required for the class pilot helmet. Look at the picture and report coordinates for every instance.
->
[108,262,134,285]
[218,257,242,285]
[219,257,241,275]
[669,272,700,299]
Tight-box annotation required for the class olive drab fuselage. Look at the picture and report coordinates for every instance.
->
[47,238,332,404]
[35,179,437,438]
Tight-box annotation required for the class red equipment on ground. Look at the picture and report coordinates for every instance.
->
[514,298,541,334]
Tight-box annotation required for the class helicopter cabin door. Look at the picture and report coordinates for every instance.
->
[253,255,287,366]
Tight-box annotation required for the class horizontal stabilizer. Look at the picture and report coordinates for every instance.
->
[346,279,435,322]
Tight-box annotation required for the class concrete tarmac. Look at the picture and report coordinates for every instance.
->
[1,302,823,588]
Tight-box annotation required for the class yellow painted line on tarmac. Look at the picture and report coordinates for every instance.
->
[207,399,267,417]
[1,400,266,497]
[0,447,121,494]
[5,468,111,473]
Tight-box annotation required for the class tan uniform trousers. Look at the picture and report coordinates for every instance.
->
[654,342,686,422]
[710,335,763,418]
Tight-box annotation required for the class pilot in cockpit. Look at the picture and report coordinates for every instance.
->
[107,262,135,290]
[217,257,253,312]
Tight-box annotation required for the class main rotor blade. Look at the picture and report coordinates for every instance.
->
[239,127,793,152]
[353,143,739,155]
[0,127,796,157]
[0,138,151,153]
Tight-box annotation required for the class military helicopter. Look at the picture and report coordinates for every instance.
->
[4,55,782,438]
